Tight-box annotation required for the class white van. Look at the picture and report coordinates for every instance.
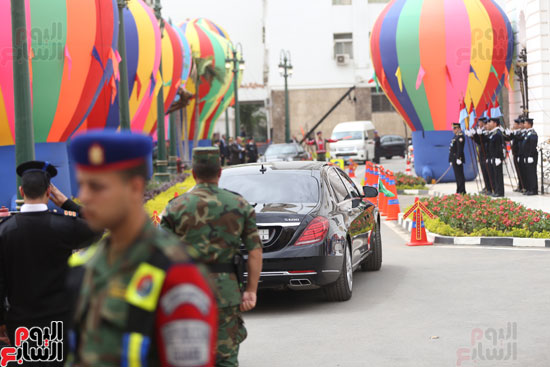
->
[329,121,376,163]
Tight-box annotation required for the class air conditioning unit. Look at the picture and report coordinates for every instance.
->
[336,54,350,65]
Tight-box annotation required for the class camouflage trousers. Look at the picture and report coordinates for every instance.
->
[215,306,247,367]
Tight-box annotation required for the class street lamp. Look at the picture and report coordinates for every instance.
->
[117,0,131,130]
[152,0,169,182]
[279,50,293,143]
[225,42,245,138]
[11,0,35,201]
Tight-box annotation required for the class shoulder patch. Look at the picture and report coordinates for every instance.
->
[459,137,464,143]
[50,209,77,218]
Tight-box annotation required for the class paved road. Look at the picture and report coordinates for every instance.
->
[239,218,550,367]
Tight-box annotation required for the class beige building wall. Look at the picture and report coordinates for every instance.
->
[271,87,409,143]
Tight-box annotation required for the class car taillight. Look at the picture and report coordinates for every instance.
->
[294,217,329,246]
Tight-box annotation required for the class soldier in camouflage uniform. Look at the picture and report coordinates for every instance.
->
[68,131,218,367]
[161,147,263,367]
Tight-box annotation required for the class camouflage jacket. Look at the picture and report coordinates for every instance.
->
[161,183,262,308]
[72,219,218,366]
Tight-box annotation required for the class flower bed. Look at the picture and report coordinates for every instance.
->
[417,194,550,238]
[144,174,195,216]
[395,172,427,191]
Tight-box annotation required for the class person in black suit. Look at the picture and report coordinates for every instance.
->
[522,118,539,195]
[487,118,505,197]
[246,137,259,163]
[0,161,98,364]
[449,123,466,194]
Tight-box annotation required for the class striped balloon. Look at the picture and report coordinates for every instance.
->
[181,18,234,141]
[370,0,513,132]
[143,20,184,135]
[82,0,161,133]
[0,0,118,146]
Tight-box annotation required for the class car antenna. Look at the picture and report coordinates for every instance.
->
[260,164,267,174]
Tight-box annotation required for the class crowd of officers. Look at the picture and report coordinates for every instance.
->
[213,134,258,166]
[449,115,539,196]
[0,130,263,366]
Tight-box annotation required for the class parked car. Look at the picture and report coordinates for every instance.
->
[329,121,376,163]
[218,161,382,301]
[380,135,406,159]
[258,143,310,162]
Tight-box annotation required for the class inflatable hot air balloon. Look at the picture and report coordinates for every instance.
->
[370,0,513,182]
[144,20,184,136]
[181,18,235,142]
[0,0,118,207]
[83,0,161,133]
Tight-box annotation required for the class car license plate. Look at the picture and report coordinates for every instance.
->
[259,229,270,242]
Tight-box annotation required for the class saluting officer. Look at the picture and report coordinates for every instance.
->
[161,147,263,367]
[468,117,493,194]
[69,131,218,367]
[0,161,98,365]
[522,118,539,195]
[487,117,505,197]
[449,123,466,194]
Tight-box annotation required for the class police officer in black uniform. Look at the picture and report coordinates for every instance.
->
[487,118,505,197]
[449,122,466,194]
[469,117,493,194]
[522,118,538,195]
[0,161,98,364]
[511,116,526,192]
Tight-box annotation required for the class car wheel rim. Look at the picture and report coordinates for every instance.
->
[346,247,353,291]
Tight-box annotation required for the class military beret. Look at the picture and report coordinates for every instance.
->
[490,117,501,124]
[16,160,57,178]
[192,147,221,168]
[525,118,534,124]
[478,117,488,122]
[452,122,461,128]
[514,115,524,123]
[69,130,153,171]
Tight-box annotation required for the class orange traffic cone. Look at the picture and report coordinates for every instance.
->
[405,158,412,176]
[347,159,357,178]
[385,171,401,221]
[152,210,161,227]
[403,197,434,246]
[378,169,389,216]
[362,161,372,186]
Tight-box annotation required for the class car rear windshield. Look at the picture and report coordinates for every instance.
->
[265,144,297,155]
[331,131,363,140]
[219,172,319,204]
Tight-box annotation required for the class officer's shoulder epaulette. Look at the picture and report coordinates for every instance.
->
[50,209,78,218]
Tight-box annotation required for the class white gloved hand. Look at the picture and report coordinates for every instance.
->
[456,159,462,165]
[465,130,471,137]
[495,158,502,166]
[528,157,534,164]
[449,162,453,166]
[477,128,482,134]
[505,129,511,135]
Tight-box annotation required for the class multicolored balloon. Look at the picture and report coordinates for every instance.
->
[370,0,513,132]
[0,0,118,146]
[181,18,234,141]
[144,20,184,135]
[83,0,161,133]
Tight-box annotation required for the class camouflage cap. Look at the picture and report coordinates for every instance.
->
[192,147,221,168]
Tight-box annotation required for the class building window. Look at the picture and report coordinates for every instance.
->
[371,88,394,112]
[333,0,352,4]
[333,33,353,59]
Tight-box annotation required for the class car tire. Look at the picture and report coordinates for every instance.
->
[385,156,392,159]
[361,220,382,271]
[324,244,353,302]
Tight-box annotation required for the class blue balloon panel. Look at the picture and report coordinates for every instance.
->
[412,131,478,183]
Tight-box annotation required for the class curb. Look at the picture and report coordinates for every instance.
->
[397,213,550,248]
[397,189,430,195]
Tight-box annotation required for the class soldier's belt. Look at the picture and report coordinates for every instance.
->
[208,263,235,273]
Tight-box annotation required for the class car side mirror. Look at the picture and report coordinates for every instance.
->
[351,198,363,208]
[362,186,378,198]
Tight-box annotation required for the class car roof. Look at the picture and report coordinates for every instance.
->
[222,161,327,173]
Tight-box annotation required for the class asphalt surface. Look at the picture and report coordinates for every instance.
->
[238,157,550,367]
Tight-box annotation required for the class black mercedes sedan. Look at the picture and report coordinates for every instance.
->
[218,161,382,302]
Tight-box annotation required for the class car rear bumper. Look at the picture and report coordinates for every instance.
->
[245,254,343,290]
[330,151,366,161]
